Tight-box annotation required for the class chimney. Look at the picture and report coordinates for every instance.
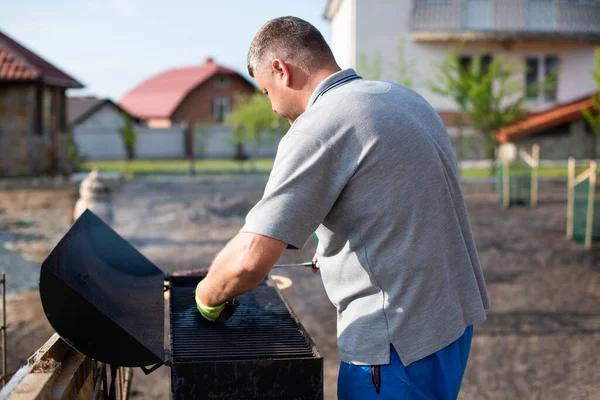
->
[205,57,214,64]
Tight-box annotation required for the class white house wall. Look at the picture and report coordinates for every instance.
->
[74,104,278,161]
[75,128,127,160]
[136,127,186,159]
[330,0,357,69]
[76,103,126,129]
[336,0,596,112]
[198,125,279,159]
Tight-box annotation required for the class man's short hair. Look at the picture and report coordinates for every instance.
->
[247,16,334,77]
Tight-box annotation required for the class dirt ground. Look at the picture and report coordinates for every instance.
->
[0,178,598,399]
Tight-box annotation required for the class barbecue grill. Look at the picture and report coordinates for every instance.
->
[39,210,323,399]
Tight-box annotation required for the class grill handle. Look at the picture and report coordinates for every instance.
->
[273,261,316,268]
[140,362,163,375]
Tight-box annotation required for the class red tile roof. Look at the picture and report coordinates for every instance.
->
[497,95,595,143]
[437,111,472,127]
[0,30,83,88]
[120,59,251,119]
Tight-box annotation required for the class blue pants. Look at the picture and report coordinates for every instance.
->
[338,326,473,399]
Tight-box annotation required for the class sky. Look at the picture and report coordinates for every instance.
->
[1,0,332,101]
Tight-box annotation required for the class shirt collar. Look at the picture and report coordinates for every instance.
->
[306,68,361,111]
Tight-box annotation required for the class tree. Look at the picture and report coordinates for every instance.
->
[429,50,528,171]
[581,48,600,160]
[226,92,288,170]
[66,129,81,172]
[389,39,416,88]
[358,38,417,87]
[358,51,382,80]
[118,112,138,177]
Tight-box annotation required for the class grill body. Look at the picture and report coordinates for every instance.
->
[39,210,323,399]
[169,276,323,400]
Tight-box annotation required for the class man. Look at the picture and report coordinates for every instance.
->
[195,16,490,399]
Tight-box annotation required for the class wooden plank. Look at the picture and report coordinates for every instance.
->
[75,370,94,400]
[27,334,71,370]
[47,353,92,399]
[574,169,594,186]
[567,157,575,238]
[531,144,540,207]
[585,163,597,251]
[6,370,60,400]
[0,365,32,399]
[503,162,510,208]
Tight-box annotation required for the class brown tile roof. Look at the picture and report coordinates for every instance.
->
[67,96,138,127]
[0,30,83,88]
[497,95,595,143]
[120,58,252,120]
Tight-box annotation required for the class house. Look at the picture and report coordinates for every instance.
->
[120,57,260,159]
[68,96,144,161]
[120,57,256,157]
[0,29,83,177]
[497,94,600,160]
[69,94,275,161]
[324,0,600,159]
[120,57,255,128]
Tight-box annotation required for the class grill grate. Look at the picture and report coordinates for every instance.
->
[170,278,316,362]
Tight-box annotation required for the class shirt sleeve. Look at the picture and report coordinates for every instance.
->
[240,128,355,250]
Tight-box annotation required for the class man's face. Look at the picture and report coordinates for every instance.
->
[254,62,300,124]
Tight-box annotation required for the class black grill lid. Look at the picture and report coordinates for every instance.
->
[39,210,165,368]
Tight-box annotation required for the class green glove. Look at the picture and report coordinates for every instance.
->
[195,283,239,322]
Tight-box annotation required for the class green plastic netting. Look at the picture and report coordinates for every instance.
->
[572,180,600,244]
[496,163,533,206]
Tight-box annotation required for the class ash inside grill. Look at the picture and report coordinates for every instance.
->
[169,276,323,400]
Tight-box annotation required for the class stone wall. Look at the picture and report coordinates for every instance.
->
[0,86,36,176]
[0,85,70,177]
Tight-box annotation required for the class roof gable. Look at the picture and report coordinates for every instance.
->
[0,30,83,88]
[68,96,137,127]
[119,59,253,119]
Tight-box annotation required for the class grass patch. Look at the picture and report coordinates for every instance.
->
[459,166,569,178]
[81,159,275,177]
[81,159,570,179]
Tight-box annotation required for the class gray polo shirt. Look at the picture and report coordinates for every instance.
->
[241,69,490,366]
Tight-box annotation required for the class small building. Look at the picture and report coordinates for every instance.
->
[0,30,84,176]
[497,94,600,160]
[68,96,141,161]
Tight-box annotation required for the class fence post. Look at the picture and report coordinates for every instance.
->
[585,161,597,250]
[567,157,575,239]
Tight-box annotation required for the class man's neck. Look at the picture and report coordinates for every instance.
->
[303,66,343,109]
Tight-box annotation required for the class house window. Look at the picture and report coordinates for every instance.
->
[459,54,493,74]
[212,96,231,122]
[525,55,559,102]
[528,0,554,30]
[525,58,539,99]
[544,56,559,101]
[464,0,492,30]
[215,75,231,88]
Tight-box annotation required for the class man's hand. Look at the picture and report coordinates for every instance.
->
[312,254,320,274]
[194,232,287,315]
[195,284,239,322]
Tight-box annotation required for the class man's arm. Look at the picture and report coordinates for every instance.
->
[196,232,288,307]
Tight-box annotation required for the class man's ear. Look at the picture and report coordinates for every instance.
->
[272,59,291,87]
